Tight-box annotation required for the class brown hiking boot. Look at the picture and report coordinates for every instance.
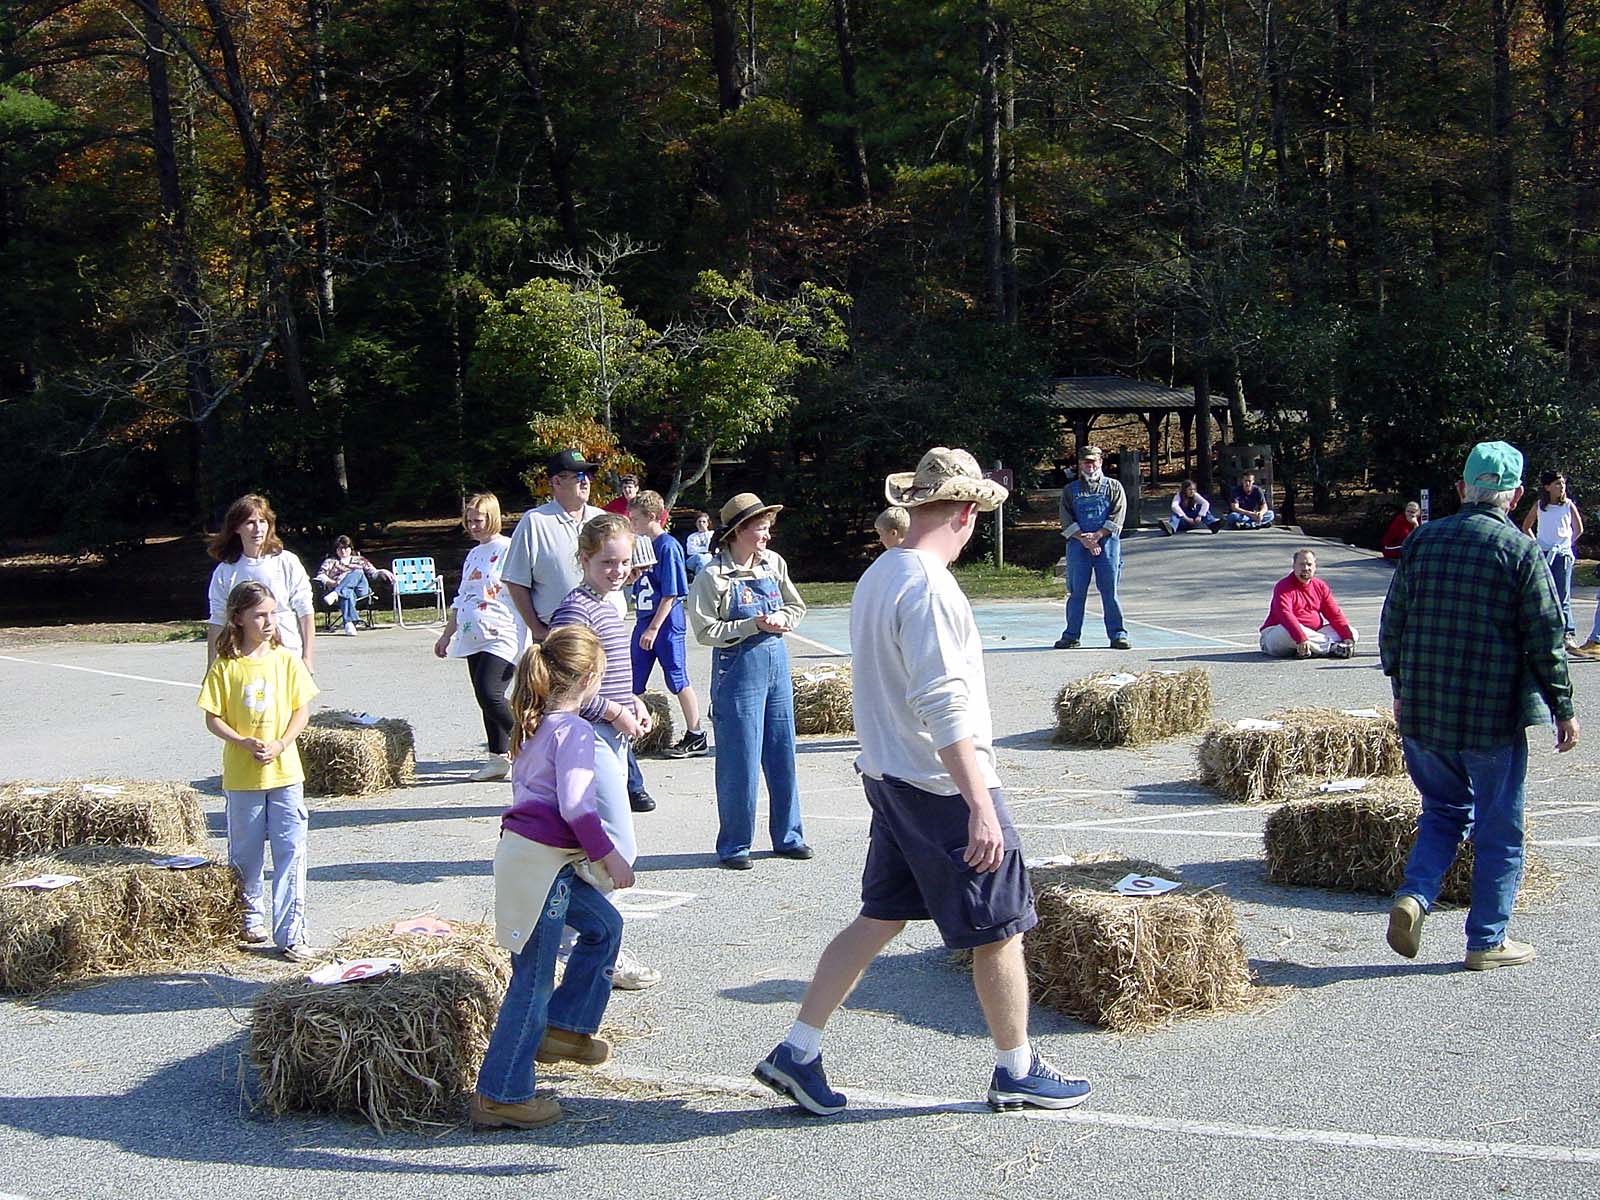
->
[469,1093,563,1130]
[535,1028,612,1066]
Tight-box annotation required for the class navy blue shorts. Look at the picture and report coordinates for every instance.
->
[859,775,1037,950]
[630,619,691,694]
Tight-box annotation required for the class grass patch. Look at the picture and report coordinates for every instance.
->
[1576,560,1599,588]
[802,562,1059,607]
[101,622,209,644]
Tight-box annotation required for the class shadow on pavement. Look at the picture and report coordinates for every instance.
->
[21,972,268,1017]
[1249,957,1459,987]
[308,858,491,884]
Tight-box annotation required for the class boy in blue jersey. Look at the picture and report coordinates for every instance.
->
[629,491,709,757]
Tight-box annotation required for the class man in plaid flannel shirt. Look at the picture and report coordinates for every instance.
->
[1379,440,1579,971]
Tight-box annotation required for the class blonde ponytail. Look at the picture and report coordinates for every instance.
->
[510,626,607,755]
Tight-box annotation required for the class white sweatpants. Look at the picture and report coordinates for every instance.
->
[1259,622,1357,657]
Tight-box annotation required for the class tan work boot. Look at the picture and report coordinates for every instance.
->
[1464,939,1537,971]
[1386,895,1425,959]
[469,1092,563,1129]
[536,1028,612,1066]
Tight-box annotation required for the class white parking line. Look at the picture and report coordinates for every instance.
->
[0,654,199,690]
[804,812,1262,840]
[786,630,848,656]
[605,1066,1600,1166]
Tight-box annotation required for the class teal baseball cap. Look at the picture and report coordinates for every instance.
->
[1462,441,1523,490]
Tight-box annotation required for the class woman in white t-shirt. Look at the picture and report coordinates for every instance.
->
[206,494,315,672]
[1521,470,1584,640]
[435,492,525,781]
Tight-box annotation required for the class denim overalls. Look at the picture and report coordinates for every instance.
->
[1062,479,1128,642]
[710,572,806,861]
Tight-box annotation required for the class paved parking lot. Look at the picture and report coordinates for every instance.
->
[1,528,1597,1199]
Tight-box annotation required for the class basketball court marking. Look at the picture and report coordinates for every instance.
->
[612,888,698,922]
[0,653,199,690]
[605,1066,1600,1167]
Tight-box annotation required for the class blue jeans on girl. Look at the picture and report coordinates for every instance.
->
[1396,737,1527,952]
[477,866,622,1104]
[1543,548,1574,636]
[225,784,307,948]
[331,571,370,625]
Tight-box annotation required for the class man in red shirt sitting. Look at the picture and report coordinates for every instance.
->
[1259,549,1357,659]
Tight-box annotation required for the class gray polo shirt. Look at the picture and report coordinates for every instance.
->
[500,500,606,625]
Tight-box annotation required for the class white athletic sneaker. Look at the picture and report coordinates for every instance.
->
[282,944,327,964]
[343,620,358,636]
[611,947,662,990]
[323,590,340,607]
[470,755,512,782]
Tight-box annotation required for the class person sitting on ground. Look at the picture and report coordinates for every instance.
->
[684,511,713,579]
[604,474,640,516]
[1259,548,1357,658]
[874,505,909,550]
[314,535,393,635]
[1224,470,1276,529]
[1381,501,1421,561]
[1160,480,1220,535]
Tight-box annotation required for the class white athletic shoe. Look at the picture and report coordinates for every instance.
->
[343,620,358,636]
[323,590,340,607]
[470,755,512,782]
[610,947,661,990]
[282,944,327,964]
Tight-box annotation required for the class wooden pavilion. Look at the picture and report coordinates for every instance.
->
[1051,376,1231,482]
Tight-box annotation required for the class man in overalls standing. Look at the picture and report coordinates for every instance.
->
[1054,445,1132,650]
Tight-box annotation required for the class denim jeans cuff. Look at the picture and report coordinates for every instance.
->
[547,1020,600,1036]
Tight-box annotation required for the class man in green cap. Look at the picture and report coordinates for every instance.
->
[1379,440,1579,971]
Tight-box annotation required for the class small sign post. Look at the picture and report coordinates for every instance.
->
[1420,488,1431,522]
[985,465,1015,567]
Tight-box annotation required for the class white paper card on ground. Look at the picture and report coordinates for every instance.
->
[1113,873,1182,897]
[307,958,401,986]
[150,854,209,870]
[390,916,454,937]
[353,713,382,727]
[1341,708,1383,720]
[5,874,82,890]
[1025,854,1079,870]
[80,784,125,797]
[1235,718,1283,731]
[1317,779,1370,794]
[20,787,56,796]
[1102,673,1139,687]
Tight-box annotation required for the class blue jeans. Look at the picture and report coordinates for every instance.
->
[711,636,805,859]
[1063,536,1127,641]
[332,572,370,624]
[1223,509,1276,528]
[1397,736,1528,952]
[477,866,621,1104]
[1544,549,1574,636]
[225,784,307,948]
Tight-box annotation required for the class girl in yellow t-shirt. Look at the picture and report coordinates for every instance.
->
[198,581,320,960]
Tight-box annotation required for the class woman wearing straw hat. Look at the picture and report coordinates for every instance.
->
[687,493,812,869]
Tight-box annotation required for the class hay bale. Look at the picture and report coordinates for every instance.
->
[298,711,416,797]
[249,920,509,1132]
[634,692,675,756]
[1021,855,1257,1032]
[792,664,853,735]
[1196,707,1403,804]
[1052,669,1212,747]
[0,846,242,995]
[0,779,206,858]
[1264,777,1557,905]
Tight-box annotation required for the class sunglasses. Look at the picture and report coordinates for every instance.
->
[555,471,592,484]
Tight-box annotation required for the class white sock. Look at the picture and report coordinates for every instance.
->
[995,1043,1033,1077]
[783,1020,825,1064]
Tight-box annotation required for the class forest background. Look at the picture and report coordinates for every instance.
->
[5,0,1600,572]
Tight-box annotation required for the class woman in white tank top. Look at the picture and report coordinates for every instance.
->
[1520,471,1583,640]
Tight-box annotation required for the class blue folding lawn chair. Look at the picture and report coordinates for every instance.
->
[390,556,447,627]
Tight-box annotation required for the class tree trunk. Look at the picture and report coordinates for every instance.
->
[708,0,745,113]
[1490,0,1517,329]
[1184,0,1212,496]
[1538,0,1574,365]
[143,2,221,517]
[507,0,582,250]
[1001,18,1018,324]
[667,441,715,510]
[830,0,871,206]
[308,0,348,497]
[980,2,1005,323]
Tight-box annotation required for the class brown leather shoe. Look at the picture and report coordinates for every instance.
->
[1386,896,1425,959]
[469,1093,563,1129]
[535,1027,612,1066]
[1464,938,1537,971]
